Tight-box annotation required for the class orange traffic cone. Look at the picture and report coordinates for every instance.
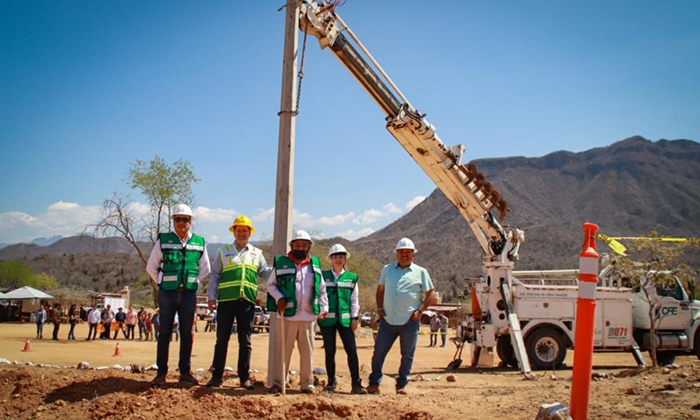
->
[113,342,121,357]
[21,338,31,352]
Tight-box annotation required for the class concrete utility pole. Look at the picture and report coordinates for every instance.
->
[273,0,299,257]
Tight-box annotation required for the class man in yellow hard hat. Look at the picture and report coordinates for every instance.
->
[206,215,272,390]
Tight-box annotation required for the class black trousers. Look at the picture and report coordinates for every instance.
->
[52,322,60,340]
[87,323,98,340]
[210,299,255,382]
[320,323,361,385]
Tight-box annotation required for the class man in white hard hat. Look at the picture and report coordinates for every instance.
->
[146,203,211,387]
[266,230,328,394]
[367,237,436,395]
[206,215,272,390]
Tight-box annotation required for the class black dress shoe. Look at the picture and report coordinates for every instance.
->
[241,379,255,390]
[206,377,223,388]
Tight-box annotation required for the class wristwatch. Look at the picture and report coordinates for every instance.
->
[352,316,359,321]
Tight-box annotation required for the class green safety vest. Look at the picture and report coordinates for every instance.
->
[318,270,357,327]
[267,255,322,317]
[217,244,263,304]
[159,232,205,292]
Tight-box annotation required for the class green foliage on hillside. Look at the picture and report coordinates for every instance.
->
[0,261,59,290]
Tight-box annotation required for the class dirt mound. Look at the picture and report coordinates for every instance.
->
[1,360,700,419]
[0,367,441,420]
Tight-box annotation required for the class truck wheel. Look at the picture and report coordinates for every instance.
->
[496,335,518,368]
[655,351,676,366]
[525,328,567,370]
[695,330,700,360]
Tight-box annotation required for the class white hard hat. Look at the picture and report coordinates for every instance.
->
[289,230,313,246]
[172,204,193,218]
[394,237,417,252]
[327,243,350,260]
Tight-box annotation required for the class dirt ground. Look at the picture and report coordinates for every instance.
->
[0,321,699,419]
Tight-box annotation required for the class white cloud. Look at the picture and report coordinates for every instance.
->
[335,227,375,240]
[253,207,275,222]
[209,234,220,243]
[3,211,37,226]
[405,195,426,210]
[0,201,102,242]
[383,203,402,214]
[193,206,237,223]
[127,202,152,217]
[292,209,313,226]
[352,202,402,225]
[318,212,356,226]
[47,201,80,211]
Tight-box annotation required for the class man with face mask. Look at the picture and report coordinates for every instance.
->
[266,230,328,394]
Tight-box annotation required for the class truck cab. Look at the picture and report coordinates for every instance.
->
[628,276,700,363]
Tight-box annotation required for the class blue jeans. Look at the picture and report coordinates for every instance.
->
[156,289,196,376]
[440,327,447,346]
[369,317,420,388]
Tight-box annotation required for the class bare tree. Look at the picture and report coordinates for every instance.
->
[611,231,698,366]
[88,156,199,308]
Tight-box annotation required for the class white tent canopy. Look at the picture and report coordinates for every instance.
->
[2,286,54,300]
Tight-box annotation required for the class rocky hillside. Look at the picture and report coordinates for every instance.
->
[353,136,700,287]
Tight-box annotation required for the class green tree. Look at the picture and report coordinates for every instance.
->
[0,261,34,288]
[0,261,59,290]
[90,156,199,308]
[610,232,699,367]
[31,273,59,290]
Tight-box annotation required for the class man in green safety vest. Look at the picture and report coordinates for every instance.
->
[146,204,211,387]
[319,244,367,394]
[206,215,272,389]
[266,230,328,394]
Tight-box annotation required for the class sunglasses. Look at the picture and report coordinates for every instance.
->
[174,217,191,223]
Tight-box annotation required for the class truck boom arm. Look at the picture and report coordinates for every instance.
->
[299,1,522,260]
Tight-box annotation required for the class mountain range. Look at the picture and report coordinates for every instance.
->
[1,136,698,302]
[352,136,700,280]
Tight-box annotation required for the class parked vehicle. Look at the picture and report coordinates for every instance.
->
[196,303,209,320]
[360,312,372,328]
[252,306,269,333]
[458,268,700,371]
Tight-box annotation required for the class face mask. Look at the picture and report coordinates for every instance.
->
[291,250,308,260]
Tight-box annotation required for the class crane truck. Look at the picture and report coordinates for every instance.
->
[292,1,700,373]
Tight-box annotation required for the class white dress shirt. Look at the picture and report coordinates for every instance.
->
[88,309,102,324]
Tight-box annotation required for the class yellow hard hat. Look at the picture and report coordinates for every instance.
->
[229,215,255,234]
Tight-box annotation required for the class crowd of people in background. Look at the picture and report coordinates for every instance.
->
[33,302,164,342]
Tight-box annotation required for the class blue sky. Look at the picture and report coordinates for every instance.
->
[1,0,698,244]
